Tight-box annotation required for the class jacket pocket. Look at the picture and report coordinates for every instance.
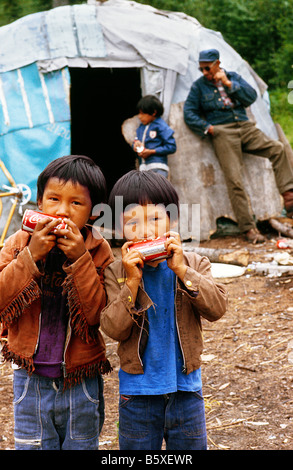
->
[203,92,215,102]
[202,92,217,111]
[70,377,101,440]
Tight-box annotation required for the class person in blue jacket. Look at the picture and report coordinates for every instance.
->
[184,49,293,244]
[133,95,176,178]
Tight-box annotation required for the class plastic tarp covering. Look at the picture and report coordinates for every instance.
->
[0,63,71,201]
[0,4,106,73]
[0,0,286,240]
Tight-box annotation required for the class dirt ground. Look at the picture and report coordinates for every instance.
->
[1,232,293,451]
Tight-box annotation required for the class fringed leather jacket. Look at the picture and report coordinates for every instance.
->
[0,226,114,388]
[101,252,228,375]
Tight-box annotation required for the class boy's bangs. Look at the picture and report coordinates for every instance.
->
[108,170,180,230]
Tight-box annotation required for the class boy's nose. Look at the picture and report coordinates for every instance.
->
[56,203,70,218]
[137,225,152,240]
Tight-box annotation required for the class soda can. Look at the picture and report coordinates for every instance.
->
[21,209,67,233]
[128,236,169,262]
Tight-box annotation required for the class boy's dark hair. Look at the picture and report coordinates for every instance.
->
[108,170,179,229]
[37,155,107,207]
[137,95,164,117]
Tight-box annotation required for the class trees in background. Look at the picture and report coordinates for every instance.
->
[136,0,293,89]
[0,0,292,88]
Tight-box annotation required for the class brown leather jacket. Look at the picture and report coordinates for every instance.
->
[0,227,114,388]
[100,252,228,375]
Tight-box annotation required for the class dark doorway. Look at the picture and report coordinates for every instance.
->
[70,67,141,192]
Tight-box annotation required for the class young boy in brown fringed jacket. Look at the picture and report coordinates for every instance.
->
[0,155,114,450]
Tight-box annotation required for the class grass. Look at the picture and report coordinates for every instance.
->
[269,88,293,147]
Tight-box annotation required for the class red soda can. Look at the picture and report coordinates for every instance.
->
[128,236,169,262]
[21,209,67,233]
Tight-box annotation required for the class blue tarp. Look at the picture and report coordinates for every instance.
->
[0,63,71,201]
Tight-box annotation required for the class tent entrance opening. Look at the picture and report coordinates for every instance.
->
[70,67,141,191]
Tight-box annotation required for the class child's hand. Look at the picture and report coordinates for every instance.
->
[28,217,60,262]
[121,241,144,299]
[165,231,187,281]
[139,148,155,159]
[133,140,143,152]
[55,218,86,263]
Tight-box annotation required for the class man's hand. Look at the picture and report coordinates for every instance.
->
[207,125,214,135]
[213,69,232,88]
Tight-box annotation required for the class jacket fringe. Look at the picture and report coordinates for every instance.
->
[62,274,99,343]
[63,359,113,390]
[1,342,34,374]
[2,341,112,390]
[0,280,41,325]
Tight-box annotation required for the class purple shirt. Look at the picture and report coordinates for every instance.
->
[33,248,68,378]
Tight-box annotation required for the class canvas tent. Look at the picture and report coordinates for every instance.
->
[0,0,286,240]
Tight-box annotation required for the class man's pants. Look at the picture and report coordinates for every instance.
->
[212,120,293,233]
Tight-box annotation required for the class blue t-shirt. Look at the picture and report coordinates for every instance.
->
[119,260,202,395]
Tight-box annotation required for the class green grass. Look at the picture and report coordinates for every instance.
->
[270,88,293,147]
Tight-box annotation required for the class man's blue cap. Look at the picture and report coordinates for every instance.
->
[198,49,220,62]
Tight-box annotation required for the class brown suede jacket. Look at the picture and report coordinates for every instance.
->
[0,226,114,388]
[100,252,228,375]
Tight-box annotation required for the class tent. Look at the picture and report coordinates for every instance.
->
[0,0,287,240]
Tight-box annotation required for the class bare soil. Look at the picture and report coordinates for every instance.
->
[1,234,293,451]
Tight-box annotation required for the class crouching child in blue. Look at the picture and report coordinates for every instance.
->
[100,170,228,450]
[132,95,176,178]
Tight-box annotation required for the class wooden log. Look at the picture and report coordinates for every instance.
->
[184,246,250,267]
[269,218,293,238]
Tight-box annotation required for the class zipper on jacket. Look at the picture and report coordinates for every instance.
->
[137,314,144,367]
[174,282,187,374]
[34,276,43,354]
[34,312,42,354]
[62,322,71,378]
[137,278,145,368]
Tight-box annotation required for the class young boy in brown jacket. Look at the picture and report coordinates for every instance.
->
[0,155,114,450]
[100,170,228,450]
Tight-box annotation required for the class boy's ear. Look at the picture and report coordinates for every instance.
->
[37,199,43,211]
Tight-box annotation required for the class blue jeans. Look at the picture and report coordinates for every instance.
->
[119,390,207,450]
[13,368,104,450]
[150,168,169,178]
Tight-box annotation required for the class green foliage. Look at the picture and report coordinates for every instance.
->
[0,0,292,89]
[0,0,85,27]
[135,0,293,89]
[270,88,293,147]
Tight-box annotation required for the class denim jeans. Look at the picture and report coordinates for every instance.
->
[119,390,207,450]
[150,168,169,178]
[13,368,104,450]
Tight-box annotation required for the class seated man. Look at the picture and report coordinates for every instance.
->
[184,48,293,244]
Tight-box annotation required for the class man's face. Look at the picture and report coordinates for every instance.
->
[199,60,219,81]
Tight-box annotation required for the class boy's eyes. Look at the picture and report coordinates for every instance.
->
[125,217,160,226]
[47,196,81,205]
